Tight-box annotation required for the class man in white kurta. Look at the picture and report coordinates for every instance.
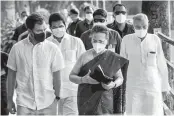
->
[120,13,171,115]
[47,13,86,115]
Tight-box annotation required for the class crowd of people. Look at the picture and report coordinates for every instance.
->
[1,3,171,115]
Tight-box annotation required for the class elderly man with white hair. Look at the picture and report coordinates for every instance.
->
[120,13,171,115]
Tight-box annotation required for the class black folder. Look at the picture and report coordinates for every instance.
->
[90,65,114,84]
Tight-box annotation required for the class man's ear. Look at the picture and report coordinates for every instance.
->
[112,13,115,18]
[49,26,52,31]
[28,29,34,38]
[28,29,32,33]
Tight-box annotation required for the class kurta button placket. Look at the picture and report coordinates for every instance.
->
[33,45,38,107]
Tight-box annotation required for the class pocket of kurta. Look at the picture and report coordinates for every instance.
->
[65,50,77,62]
[147,52,156,66]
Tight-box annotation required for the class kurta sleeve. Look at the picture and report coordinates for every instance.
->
[51,46,65,72]
[155,35,171,92]
[115,32,121,54]
[7,44,17,71]
[75,23,81,38]
[71,53,84,75]
[76,38,86,59]
[120,36,128,59]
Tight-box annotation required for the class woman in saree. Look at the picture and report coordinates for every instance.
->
[69,25,129,115]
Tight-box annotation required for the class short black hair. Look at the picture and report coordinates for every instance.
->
[25,13,44,30]
[113,3,126,12]
[90,25,109,40]
[93,9,107,18]
[70,8,79,15]
[84,5,93,12]
[49,13,66,27]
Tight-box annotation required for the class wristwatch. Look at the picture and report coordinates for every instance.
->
[56,96,60,100]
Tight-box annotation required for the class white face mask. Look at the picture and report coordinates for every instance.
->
[93,22,106,26]
[85,14,93,21]
[92,43,106,53]
[135,29,147,38]
[115,14,126,24]
[52,27,66,38]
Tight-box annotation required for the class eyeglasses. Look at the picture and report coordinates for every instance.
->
[92,39,105,44]
[134,25,148,30]
[114,11,126,15]
[94,19,105,23]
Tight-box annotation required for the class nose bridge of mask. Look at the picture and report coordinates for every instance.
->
[116,13,126,23]
[94,22,105,26]
[57,27,65,31]
[86,14,93,20]
[135,29,147,37]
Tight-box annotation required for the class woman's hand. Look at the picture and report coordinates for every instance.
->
[82,70,99,84]
[101,81,116,90]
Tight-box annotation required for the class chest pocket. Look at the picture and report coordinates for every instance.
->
[65,49,77,62]
[147,51,157,67]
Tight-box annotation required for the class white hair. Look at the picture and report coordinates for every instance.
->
[133,13,149,26]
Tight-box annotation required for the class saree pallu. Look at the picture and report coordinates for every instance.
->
[77,50,129,115]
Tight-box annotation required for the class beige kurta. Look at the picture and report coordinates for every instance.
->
[47,34,86,98]
[120,33,171,115]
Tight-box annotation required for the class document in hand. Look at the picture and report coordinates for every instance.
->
[90,64,114,84]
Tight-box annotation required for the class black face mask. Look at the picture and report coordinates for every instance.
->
[33,31,45,42]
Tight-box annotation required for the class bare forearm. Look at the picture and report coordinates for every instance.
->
[114,69,123,87]
[7,69,16,101]
[53,71,61,97]
[69,74,82,84]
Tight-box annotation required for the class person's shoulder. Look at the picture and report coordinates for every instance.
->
[107,22,114,28]
[122,33,135,43]
[148,33,160,42]
[47,35,53,41]
[123,33,135,39]
[82,49,93,57]
[106,50,120,58]
[68,34,83,43]
[77,20,84,25]
[15,23,24,29]
[45,39,58,48]
[13,37,28,49]
[126,22,134,30]
[77,18,82,22]
[106,50,128,61]
[108,28,119,35]
[82,29,91,35]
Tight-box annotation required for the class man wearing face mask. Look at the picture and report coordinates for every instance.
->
[7,13,65,115]
[120,13,171,115]
[81,9,121,54]
[75,5,94,38]
[67,8,82,36]
[107,4,134,38]
[16,11,28,27]
[18,8,52,41]
[47,13,86,115]
[11,11,28,42]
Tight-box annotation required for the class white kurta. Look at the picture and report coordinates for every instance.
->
[47,34,86,98]
[120,33,171,115]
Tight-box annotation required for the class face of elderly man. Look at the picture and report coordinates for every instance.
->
[133,13,148,38]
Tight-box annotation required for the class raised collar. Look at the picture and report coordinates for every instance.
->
[113,20,129,33]
[84,19,94,27]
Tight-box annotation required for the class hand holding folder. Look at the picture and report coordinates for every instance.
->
[90,65,113,84]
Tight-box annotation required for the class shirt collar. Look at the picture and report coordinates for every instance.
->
[50,33,69,42]
[113,20,128,33]
[84,19,93,27]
